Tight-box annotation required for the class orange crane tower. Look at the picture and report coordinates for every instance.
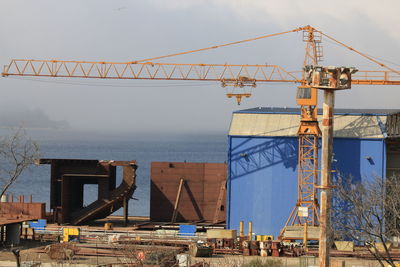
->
[283,26,322,231]
[2,25,400,241]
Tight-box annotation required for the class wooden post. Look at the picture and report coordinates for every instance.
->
[319,90,335,267]
[171,178,185,223]
[212,181,226,223]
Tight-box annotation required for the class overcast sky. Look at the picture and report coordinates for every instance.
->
[1,0,399,135]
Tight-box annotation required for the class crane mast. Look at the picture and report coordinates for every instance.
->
[282,26,322,233]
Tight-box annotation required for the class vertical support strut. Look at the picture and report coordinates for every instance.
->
[123,196,129,227]
[319,90,335,267]
[171,178,185,223]
[213,180,226,224]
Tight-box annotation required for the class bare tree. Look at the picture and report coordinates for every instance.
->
[0,129,40,199]
[332,175,400,267]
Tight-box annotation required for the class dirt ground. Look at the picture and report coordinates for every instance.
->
[0,241,390,267]
[191,255,387,267]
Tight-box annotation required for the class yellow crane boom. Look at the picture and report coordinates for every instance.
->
[3,59,400,85]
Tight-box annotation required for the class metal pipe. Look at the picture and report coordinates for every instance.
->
[239,221,244,237]
[248,221,253,241]
[304,222,308,252]
[319,90,335,267]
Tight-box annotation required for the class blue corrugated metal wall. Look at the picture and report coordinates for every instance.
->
[227,136,386,238]
[331,138,386,184]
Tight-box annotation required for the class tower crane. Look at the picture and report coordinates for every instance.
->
[2,25,400,256]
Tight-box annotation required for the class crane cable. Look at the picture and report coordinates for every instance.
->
[131,27,306,64]
[315,29,400,76]
[132,24,400,77]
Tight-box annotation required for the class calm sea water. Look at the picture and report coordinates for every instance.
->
[6,132,227,216]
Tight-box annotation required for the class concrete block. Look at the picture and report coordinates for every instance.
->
[334,241,354,252]
[206,229,237,239]
[282,226,319,240]
[331,259,345,267]
[375,242,392,252]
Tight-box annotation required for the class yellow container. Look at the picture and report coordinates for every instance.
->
[256,235,273,241]
[104,222,113,230]
[63,228,80,242]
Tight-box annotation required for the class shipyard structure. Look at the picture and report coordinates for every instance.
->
[227,107,400,237]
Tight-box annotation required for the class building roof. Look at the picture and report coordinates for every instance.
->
[229,107,400,139]
[234,107,400,116]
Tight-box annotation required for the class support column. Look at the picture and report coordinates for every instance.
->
[319,90,335,267]
[239,221,244,237]
[248,221,253,241]
[1,226,4,242]
[123,197,129,227]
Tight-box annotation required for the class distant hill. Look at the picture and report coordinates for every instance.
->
[0,107,69,129]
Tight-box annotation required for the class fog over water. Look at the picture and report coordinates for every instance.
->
[1,0,399,135]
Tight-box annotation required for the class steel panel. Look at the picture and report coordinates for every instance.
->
[150,162,226,222]
[227,136,386,237]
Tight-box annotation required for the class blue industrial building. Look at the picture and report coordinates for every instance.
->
[227,107,400,238]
